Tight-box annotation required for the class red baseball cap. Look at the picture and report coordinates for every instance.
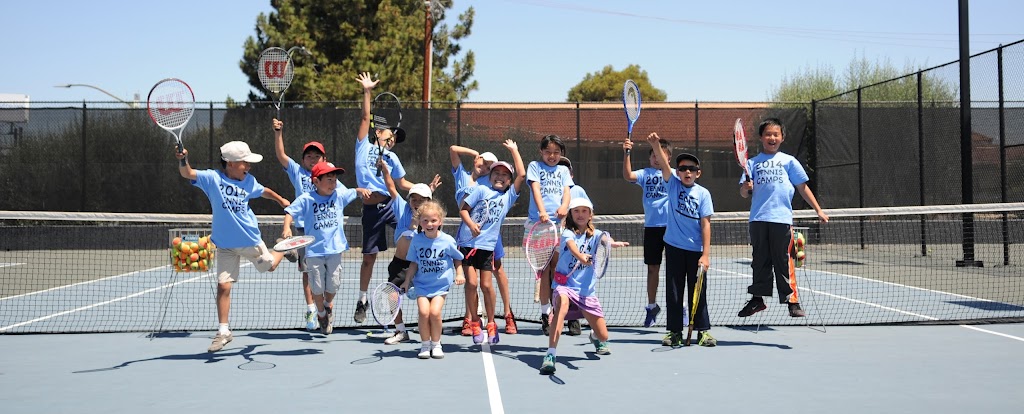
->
[303,141,326,155]
[311,161,345,178]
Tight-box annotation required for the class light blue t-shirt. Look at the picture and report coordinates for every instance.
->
[742,152,808,225]
[526,161,571,222]
[284,185,359,257]
[284,159,315,229]
[452,164,493,203]
[354,135,406,196]
[630,167,669,227]
[405,232,465,298]
[457,185,519,250]
[664,173,714,252]
[552,228,603,297]
[392,196,416,243]
[191,169,265,249]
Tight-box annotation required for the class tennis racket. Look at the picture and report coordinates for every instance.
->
[734,118,752,183]
[371,92,404,177]
[272,235,314,252]
[622,80,642,155]
[258,47,294,118]
[525,221,559,302]
[147,78,195,154]
[369,281,403,333]
[591,231,612,280]
[684,264,707,346]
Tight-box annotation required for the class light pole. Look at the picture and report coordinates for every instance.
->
[54,83,139,108]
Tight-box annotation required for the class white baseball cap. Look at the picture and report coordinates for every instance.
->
[568,197,594,211]
[479,152,498,164]
[490,161,514,175]
[220,141,263,163]
[408,183,432,199]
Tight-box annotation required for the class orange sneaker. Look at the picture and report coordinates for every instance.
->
[471,320,484,344]
[486,321,499,344]
[504,312,518,334]
[461,317,472,336]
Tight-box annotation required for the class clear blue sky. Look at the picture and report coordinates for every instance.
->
[3,0,1022,105]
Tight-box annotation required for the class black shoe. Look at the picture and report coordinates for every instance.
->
[788,303,806,317]
[541,313,550,335]
[738,296,767,317]
[354,300,367,323]
[567,319,582,336]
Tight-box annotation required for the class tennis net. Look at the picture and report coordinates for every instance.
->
[2,203,1022,333]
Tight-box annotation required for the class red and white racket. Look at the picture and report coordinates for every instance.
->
[273,235,314,252]
[147,78,195,154]
[734,118,751,182]
[258,47,294,118]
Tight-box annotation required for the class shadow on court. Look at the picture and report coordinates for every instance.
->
[72,343,322,374]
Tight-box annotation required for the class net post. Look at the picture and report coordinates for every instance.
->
[917,71,927,257]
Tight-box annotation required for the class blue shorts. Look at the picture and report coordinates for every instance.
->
[361,198,397,254]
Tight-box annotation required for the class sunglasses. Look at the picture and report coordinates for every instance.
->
[677,165,701,172]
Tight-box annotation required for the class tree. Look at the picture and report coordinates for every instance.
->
[238,0,476,105]
[769,55,957,103]
[566,64,667,102]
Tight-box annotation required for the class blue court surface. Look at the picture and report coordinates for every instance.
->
[1,322,1023,413]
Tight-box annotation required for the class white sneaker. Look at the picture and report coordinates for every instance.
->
[384,330,410,345]
[417,344,431,359]
[207,332,232,352]
[304,310,318,331]
[431,343,444,359]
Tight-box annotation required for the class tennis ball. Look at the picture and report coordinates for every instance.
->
[180,244,192,255]
[189,253,200,263]
[198,237,208,248]
[178,251,187,261]
[172,237,182,247]
[199,260,208,270]
[170,249,177,258]
[190,242,199,252]
[795,232,805,248]
[198,249,208,259]
[190,261,199,271]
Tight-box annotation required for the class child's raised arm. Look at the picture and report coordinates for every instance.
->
[356,72,378,142]
[505,140,526,192]
[175,148,197,181]
[272,118,290,168]
[622,138,637,182]
[646,132,673,181]
[379,159,400,200]
[449,145,479,169]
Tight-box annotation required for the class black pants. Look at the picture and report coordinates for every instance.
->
[747,221,797,304]
[664,245,710,333]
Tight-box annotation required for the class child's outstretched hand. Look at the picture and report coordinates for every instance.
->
[623,138,633,153]
[645,132,661,145]
[502,139,518,152]
[356,72,379,90]
[428,174,442,192]
[175,147,188,160]
[272,118,283,131]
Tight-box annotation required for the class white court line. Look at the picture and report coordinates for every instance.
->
[479,341,506,414]
[0,265,172,302]
[716,267,1024,343]
[0,272,211,332]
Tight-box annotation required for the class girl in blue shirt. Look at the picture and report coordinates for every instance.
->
[526,135,572,335]
[401,200,465,359]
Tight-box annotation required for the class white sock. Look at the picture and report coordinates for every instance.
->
[547,347,557,357]
[422,340,432,348]
[646,303,657,310]
[541,304,551,315]
[433,340,442,348]
[218,324,230,335]
[307,303,317,312]
[318,310,326,318]
[396,323,407,332]
[359,291,367,303]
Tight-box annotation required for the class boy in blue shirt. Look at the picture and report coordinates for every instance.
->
[647,132,716,347]
[737,118,829,318]
[283,162,363,336]
[623,137,671,328]
[272,117,327,331]
[174,141,292,352]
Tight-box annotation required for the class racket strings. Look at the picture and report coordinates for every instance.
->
[148,84,195,129]
[623,82,641,120]
[258,48,294,94]
[592,239,611,278]
[371,285,401,322]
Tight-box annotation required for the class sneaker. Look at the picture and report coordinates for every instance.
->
[567,319,582,336]
[738,296,767,317]
[590,332,611,355]
[461,317,472,336]
[417,344,431,359]
[321,306,334,335]
[539,353,556,374]
[540,313,550,336]
[304,310,318,331]
[486,322,500,344]
[662,331,682,347]
[354,300,367,323]
[698,331,717,347]
[643,304,662,328]
[504,312,518,334]
[471,321,484,344]
[788,303,806,317]
[276,238,298,262]
[207,332,233,352]
[384,330,410,345]
[431,343,445,359]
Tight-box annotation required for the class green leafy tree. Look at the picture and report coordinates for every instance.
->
[566,64,668,102]
[769,55,956,103]
[239,0,476,105]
